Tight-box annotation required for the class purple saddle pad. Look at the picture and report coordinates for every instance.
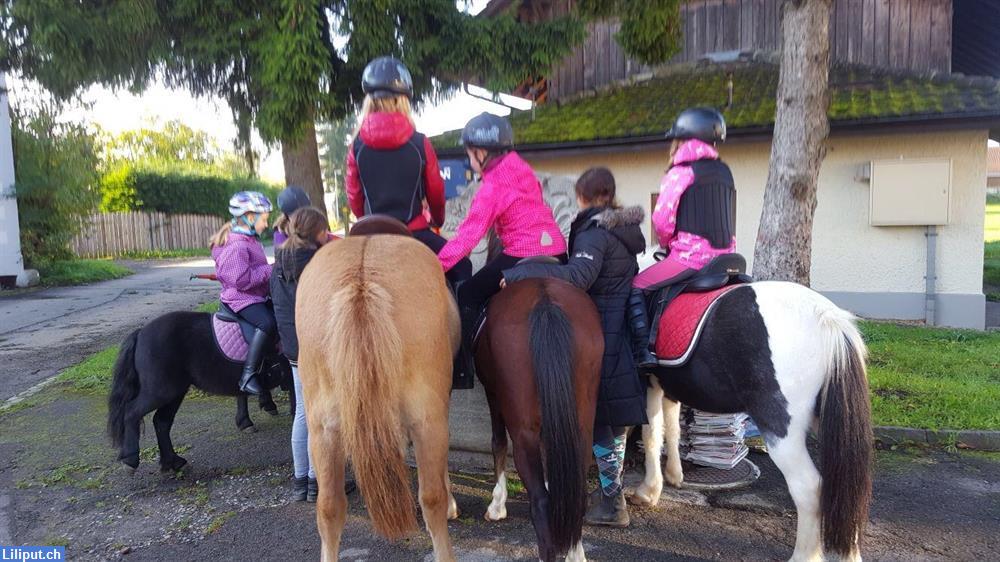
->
[213,315,249,362]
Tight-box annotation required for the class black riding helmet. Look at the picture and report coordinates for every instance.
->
[461,112,514,150]
[277,186,311,216]
[665,107,727,143]
[362,56,414,99]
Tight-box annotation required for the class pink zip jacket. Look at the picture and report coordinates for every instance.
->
[212,232,272,312]
[438,151,566,271]
[651,139,736,268]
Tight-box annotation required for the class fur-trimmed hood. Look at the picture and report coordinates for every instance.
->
[595,205,645,229]
[574,205,646,256]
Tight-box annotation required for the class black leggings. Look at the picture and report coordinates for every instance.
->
[412,229,473,287]
[237,301,276,337]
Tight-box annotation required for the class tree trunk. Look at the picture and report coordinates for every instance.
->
[281,118,327,219]
[751,0,833,285]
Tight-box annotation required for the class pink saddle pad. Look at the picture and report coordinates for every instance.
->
[213,316,248,362]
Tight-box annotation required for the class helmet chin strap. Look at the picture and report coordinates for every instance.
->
[232,214,258,237]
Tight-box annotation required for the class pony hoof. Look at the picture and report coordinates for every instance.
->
[484,506,507,521]
[625,485,659,507]
[241,425,258,433]
[119,462,137,475]
[161,456,188,474]
[263,407,278,417]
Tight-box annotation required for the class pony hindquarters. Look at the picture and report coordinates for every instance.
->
[297,235,457,561]
[529,291,588,553]
[484,279,601,560]
[751,282,873,561]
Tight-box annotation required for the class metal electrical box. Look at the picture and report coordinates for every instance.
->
[868,158,952,226]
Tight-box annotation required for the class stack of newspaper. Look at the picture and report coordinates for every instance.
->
[679,407,750,470]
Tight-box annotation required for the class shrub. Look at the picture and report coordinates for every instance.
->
[100,168,280,219]
[11,107,100,266]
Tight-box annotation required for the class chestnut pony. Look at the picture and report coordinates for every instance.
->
[295,217,460,562]
[477,276,603,562]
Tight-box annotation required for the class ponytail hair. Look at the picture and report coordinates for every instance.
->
[282,207,328,252]
[273,213,290,239]
[209,222,232,248]
[279,207,329,280]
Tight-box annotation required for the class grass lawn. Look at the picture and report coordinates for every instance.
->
[860,321,1000,431]
[986,195,999,300]
[55,346,120,394]
[196,301,220,313]
[36,259,133,287]
[117,248,211,260]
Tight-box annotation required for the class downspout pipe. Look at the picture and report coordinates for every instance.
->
[925,225,937,326]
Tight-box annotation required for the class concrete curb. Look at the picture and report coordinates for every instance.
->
[874,425,1000,451]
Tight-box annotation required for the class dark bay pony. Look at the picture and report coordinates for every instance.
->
[477,277,603,562]
[107,311,291,472]
[632,281,873,562]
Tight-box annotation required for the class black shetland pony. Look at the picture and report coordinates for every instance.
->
[108,310,291,472]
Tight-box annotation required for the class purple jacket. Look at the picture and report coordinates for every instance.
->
[212,232,271,312]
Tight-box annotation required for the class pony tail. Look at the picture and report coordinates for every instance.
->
[817,308,873,558]
[528,287,587,552]
[324,243,416,538]
[108,330,141,448]
[209,222,232,248]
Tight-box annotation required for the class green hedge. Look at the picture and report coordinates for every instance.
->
[101,167,281,219]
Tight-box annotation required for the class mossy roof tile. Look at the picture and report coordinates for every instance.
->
[432,62,1000,152]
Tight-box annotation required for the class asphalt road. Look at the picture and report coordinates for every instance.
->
[0,257,216,402]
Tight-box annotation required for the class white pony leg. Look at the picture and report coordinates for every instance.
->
[485,470,508,521]
[564,541,586,562]
[662,398,683,488]
[767,428,823,562]
[631,379,665,506]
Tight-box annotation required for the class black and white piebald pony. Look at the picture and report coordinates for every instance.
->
[632,281,873,562]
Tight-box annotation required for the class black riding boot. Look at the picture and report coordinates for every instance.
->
[451,305,479,390]
[627,288,658,369]
[239,329,267,395]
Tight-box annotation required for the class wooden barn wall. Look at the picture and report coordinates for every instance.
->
[545,0,952,101]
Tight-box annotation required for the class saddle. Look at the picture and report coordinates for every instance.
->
[649,253,752,367]
[212,302,257,362]
[349,214,413,237]
[470,255,564,345]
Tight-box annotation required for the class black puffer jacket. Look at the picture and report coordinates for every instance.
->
[503,206,648,427]
[270,245,318,363]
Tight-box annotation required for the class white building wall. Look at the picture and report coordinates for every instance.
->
[523,129,988,328]
[0,73,25,282]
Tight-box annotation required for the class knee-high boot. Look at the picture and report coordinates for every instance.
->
[451,305,478,390]
[239,329,267,395]
[627,288,658,369]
